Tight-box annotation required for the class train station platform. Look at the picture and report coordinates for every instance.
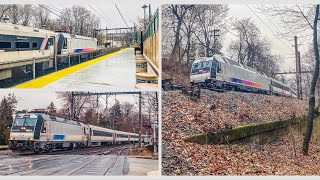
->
[13,48,137,91]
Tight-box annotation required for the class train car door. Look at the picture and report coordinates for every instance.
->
[210,60,217,79]
[113,132,116,145]
[49,36,55,55]
[85,127,91,146]
[88,128,92,147]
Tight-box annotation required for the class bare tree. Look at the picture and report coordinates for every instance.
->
[228,18,260,64]
[164,5,193,62]
[180,6,197,67]
[228,18,282,77]
[302,4,320,155]
[194,5,228,57]
[0,5,11,21]
[21,5,33,26]
[6,5,23,24]
[33,5,51,29]
[56,92,95,120]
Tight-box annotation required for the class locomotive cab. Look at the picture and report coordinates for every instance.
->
[190,55,223,86]
[9,113,42,152]
[190,57,213,85]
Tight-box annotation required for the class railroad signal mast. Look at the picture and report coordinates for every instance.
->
[70,91,144,148]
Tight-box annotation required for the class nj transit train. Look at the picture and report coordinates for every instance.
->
[8,110,149,153]
[0,22,97,82]
[190,54,297,97]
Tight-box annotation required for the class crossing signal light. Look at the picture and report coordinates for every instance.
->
[143,122,151,129]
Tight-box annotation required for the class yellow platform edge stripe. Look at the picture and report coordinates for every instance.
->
[13,48,128,89]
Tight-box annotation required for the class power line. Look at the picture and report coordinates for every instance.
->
[245,4,295,54]
[48,4,62,13]
[88,4,113,27]
[89,0,116,28]
[253,5,309,54]
[39,4,62,18]
[114,4,129,28]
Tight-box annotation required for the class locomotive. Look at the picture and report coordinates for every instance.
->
[8,110,148,154]
[0,22,97,83]
[190,54,297,97]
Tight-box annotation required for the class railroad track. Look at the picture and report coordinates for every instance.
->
[64,146,127,176]
[162,79,225,93]
[162,79,292,98]
[46,144,130,155]
[0,144,131,176]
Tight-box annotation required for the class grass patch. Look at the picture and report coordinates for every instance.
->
[185,117,306,144]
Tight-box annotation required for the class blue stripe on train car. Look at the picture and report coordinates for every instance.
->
[74,49,83,53]
[53,135,65,140]
[231,77,242,84]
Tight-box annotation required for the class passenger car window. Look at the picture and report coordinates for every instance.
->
[0,42,11,49]
[32,42,38,48]
[63,39,67,49]
[45,38,54,50]
[41,121,47,133]
[16,42,30,49]
[217,62,222,73]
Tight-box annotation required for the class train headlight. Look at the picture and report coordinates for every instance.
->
[28,138,34,140]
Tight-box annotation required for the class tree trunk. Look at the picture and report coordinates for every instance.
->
[302,4,320,155]
[170,6,182,62]
[186,37,191,67]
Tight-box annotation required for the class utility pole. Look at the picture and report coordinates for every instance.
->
[105,95,109,127]
[71,92,74,119]
[138,92,142,148]
[142,4,148,31]
[298,51,303,99]
[105,26,108,47]
[140,31,144,54]
[149,4,151,22]
[294,36,302,100]
[213,29,220,55]
[154,91,158,156]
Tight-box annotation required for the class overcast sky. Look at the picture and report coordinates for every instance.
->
[224,4,313,74]
[34,1,311,73]
[34,0,160,31]
[0,90,140,111]
[0,0,314,73]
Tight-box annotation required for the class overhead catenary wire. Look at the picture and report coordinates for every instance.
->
[244,4,295,54]
[88,4,113,28]
[89,0,117,28]
[254,5,309,54]
[47,4,62,14]
[38,4,63,18]
[114,4,129,28]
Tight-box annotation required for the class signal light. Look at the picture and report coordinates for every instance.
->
[143,123,151,129]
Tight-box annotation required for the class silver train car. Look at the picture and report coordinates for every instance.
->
[57,33,97,54]
[0,22,57,80]
[8,111,146,153]
[190,54,297,98]
[0,22,97,83]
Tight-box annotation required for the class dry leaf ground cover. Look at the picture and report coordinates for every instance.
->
[162,90,320,175]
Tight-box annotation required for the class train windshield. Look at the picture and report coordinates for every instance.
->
[191,60,212,74]
[13,117,37,127]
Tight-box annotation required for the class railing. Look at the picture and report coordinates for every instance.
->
[142,8,159,74]
[143,9,159,41]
